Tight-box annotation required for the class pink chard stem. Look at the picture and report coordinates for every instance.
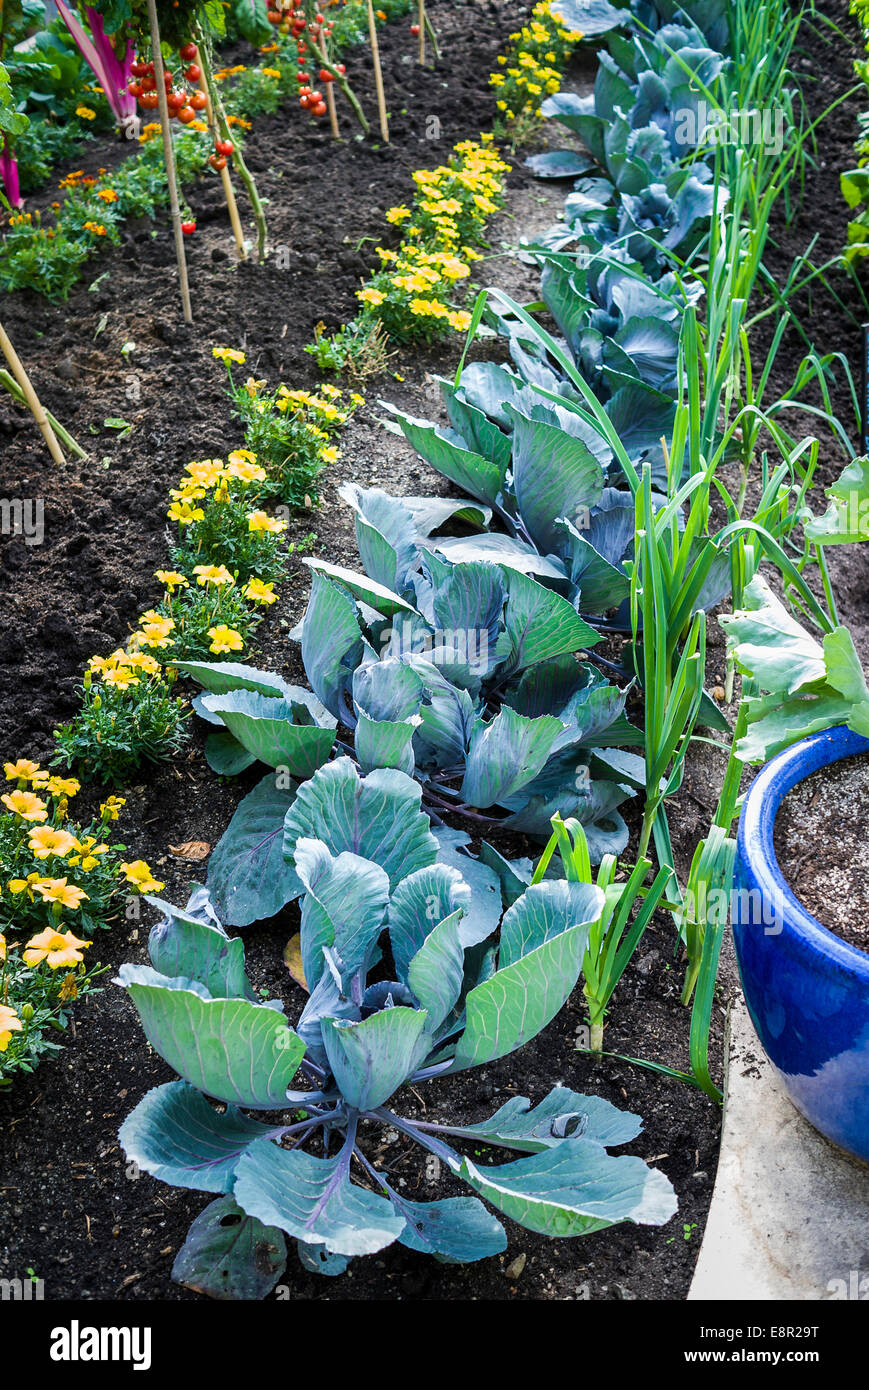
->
[55,0,136,125]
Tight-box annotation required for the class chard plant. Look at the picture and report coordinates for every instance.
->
[118,761,676,1295]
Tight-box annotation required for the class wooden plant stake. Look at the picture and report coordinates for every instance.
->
[0,369,85,459]
[320,32,340,140]
[0,321,66,464]
[366,0,389,142]
[418,0,425,64]
[194,46,247,259]
[145,0,193,322]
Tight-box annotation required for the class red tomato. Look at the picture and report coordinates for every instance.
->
[190,91,207,110]
[181,219,196,235]
[177,105,196,124]
[185,63,201,82]
[179,41,197,61]
[215,138,234,156]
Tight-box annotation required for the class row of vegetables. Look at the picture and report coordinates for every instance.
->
[4,0,869,1294]
[108,0,869,1292]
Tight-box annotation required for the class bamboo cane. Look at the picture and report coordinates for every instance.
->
[418,0,425,64]
[366,0,389,142]
[0,369,86,458]
[196,32,268,262]
[193,45,247,259]
[145,0,192,322]
[0,323,66,464]
[319,32,340,140]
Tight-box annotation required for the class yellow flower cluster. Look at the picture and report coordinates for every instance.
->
[490,0,583,140]
[353,137,508,344]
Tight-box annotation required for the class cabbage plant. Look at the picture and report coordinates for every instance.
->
[176,525,644,923]
[118,762,676,1296]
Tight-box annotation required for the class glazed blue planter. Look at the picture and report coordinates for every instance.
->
[733,724,869,1162]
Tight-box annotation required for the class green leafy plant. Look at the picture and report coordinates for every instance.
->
[53,670,189,786]
[117,762,676,1294]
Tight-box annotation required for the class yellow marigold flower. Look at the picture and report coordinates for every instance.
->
[208,625,244,655]
[46,776,80,798]
[102,667,139,689]
[134,625,173,652]
[356,286,386,307]
[168,499,205,525]
[0,1004,23,1052]
[385,205,412,224]
[448,310,473,332]
[28,827,78,860]
[320,445,341,464]
[31,878,89,911]
[126,652,161,676]
[247,511,286,534]
[23,926,91,967]
[83,221,107,236]
[244,577,278,605]
[1,790,48,822]
[261,66,281,77]
[58,972,78,1003]
[156,569,189,592]
[225,453,267,483]
[193,563,235,587]
[4,759,43,783]
[0,933,5,961]
[120,860,164,893]
[184,458,224,488]
[100,796,125,821]
[212,346,246,365]
[350,392,365,406]
[97,188,118,202]
[75,105,96,119]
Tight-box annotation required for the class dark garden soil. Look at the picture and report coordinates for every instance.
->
[0,0,867,1303]
[776,754,869,951]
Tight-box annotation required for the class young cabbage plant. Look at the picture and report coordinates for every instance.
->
[176,533,644,927]
[533,813,672,1053]
[117,765,677,1296]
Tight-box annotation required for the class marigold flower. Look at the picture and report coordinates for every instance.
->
[212,346,246,365]
[120,860,165,893]
[102,667,140,689]
[0,1004,23,1052]
[1,790,48,822]
[167,499,205,525]
[193,564,235,587]
[156,569,189,591]
[28,827,78,860]
[356,287,386,307]
[46,776,80,798]
[31,878,89,910]
[4,759,43,783]
[0,933,5,962]
[208,625,244,655]
[75,105,96,119]
[97,188,118,202]
[247,511,286,534]
[243,577,277,605]
[100,796,125,821]
[23,927,91,967]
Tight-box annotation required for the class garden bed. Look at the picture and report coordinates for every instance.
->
[0,0,867,1304]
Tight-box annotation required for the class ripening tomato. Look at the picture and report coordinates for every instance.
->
[177,105,196,124]
[267,10,281,22]
[185,63,201,82]
[141,73,156,91]
[181,219,196,235]
[167,89,187,111]
[128,80,143,97]
[131,59,149,78]
[179,41,197,61]
[337,63,346,75]
[410,23,420,34]
[209,153,227,171]
[215,138,234,156]
[312,100,327,116]
[140,91,160,110]
[190,91,207,110]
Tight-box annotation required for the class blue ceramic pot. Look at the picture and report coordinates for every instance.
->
[733,724,869,1162]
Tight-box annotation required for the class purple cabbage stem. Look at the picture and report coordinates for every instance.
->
[55,0,136,125]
